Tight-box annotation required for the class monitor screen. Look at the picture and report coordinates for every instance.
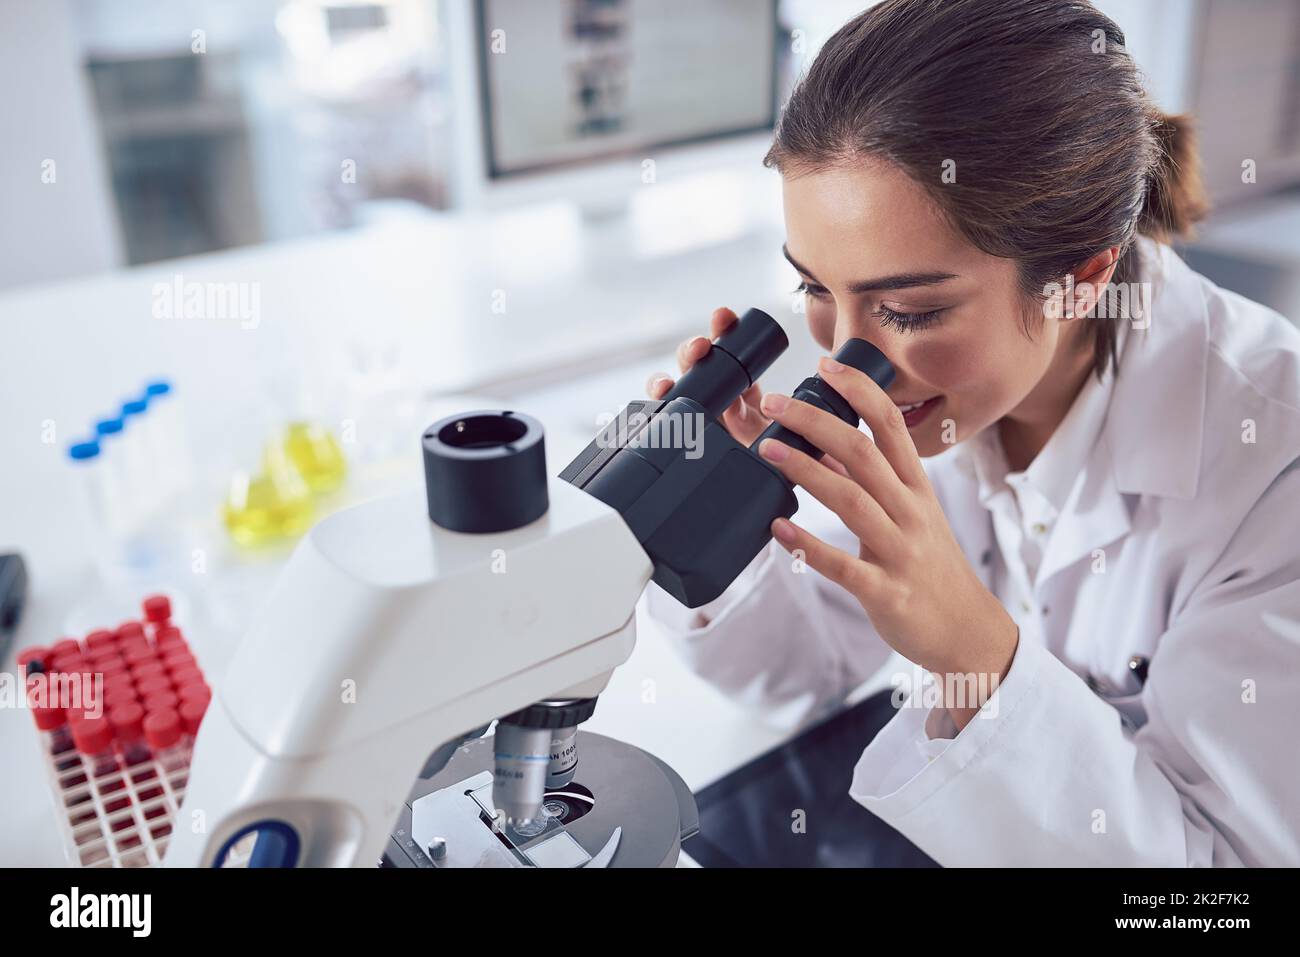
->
[476,0,779,178]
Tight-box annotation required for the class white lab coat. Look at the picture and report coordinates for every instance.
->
[641,237,1300,866]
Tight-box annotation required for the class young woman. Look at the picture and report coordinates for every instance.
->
[642,0,1300,866]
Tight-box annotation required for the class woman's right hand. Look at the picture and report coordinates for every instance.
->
[645,307,772,446]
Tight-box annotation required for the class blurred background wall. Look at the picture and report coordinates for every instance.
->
[2,0,1298,310]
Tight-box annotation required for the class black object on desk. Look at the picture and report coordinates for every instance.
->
[0,552,28,662]
[686,689,939,867]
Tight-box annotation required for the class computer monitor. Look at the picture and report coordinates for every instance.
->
[446,0,781,213]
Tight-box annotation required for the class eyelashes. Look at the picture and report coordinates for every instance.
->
[876,305,943,334]
[794,282,945,334]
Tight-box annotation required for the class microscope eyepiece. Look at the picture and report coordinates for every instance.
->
[750,338,895,461]
[663,307,788,419]
[422,410,548,533]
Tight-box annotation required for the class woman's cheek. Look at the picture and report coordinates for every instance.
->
[897,336,989,394]
[805,300,836,351]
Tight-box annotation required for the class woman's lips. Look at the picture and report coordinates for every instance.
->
[895,395,942,428]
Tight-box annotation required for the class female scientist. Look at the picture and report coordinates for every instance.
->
[642,0,1300,866]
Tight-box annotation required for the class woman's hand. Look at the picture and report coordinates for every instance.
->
[646,307,771,445]
[757,355,1020,732]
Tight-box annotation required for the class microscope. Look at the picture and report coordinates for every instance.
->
[164,308,894,868]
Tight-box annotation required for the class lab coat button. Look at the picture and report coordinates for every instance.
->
[1128,654,1150,686]
[1031,522,1049,535]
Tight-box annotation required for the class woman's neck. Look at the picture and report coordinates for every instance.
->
[998,325,1096,473]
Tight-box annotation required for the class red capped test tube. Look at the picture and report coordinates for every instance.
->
[109,702,150,766]
[144,709,186,771]
[142,594,171,632]
[178,697,208,740]
[17,646,50,672]
[33,704,74,756]
[70,716,118,777]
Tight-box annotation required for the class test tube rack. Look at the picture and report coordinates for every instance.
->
[41,735,204,867]
[23,596,235,867]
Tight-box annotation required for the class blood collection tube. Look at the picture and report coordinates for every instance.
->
[102,672,136,697]
[109,703,151,766]
[17,646,49,672]
[136,675,172,701]
[49,654,87,676]
[85,629,116,654]
[122,644,155,668]
[87,642,123,664]
[155,625,187,654]
[94,652,122,675]
[71,716,118,778]
[130,660,166,683]
[32,705,74,757]
[143,594,171,627]
[144,709,186,771]
[116,620,146,643]
[179,697,208,740]
[50,638,81,659]
[177,682,211,709]
[162,652,197,676]
[169,666,203,689]
[142,690,179,713]
[102,686,138,714]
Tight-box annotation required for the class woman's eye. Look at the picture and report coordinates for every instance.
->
[794,280,831,300]
[876,305,943,334]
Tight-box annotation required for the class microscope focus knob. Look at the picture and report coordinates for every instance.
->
[422,410,548,533]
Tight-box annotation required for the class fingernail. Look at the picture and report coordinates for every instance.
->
[759,438,789,462]
[819,356,845,374]
[691,337,711,356]
[772,518,797,544]
[761,392,789,415]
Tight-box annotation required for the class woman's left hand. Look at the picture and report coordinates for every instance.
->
[758,355,1019,730]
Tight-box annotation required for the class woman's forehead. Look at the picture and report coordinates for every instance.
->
[780,165,985,284]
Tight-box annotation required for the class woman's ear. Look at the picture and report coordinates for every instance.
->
[1063,246,1121,320]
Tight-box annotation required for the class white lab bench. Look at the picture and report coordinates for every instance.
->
[0,181,849,866]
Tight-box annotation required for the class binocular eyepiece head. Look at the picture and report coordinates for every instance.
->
[662,308,789,420]
[561,306,897,607]
[663,308,896,458]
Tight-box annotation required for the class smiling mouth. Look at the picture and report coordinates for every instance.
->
[895,397,938,413]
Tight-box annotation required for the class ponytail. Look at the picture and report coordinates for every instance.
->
[1137,111,1211,242]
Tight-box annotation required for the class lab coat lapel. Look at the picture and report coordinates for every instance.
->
[1036,434,1132,585]
[1107,241,1210,501]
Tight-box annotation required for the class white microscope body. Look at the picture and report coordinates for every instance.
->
[166,309,812,867]
[165,477,652,867]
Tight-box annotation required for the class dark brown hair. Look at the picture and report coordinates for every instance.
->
[764,0,1211,379]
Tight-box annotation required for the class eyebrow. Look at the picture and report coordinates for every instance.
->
[783,245,959,294]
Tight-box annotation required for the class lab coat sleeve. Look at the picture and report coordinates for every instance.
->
[848,464,1300,866]
[639,488,893,728]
